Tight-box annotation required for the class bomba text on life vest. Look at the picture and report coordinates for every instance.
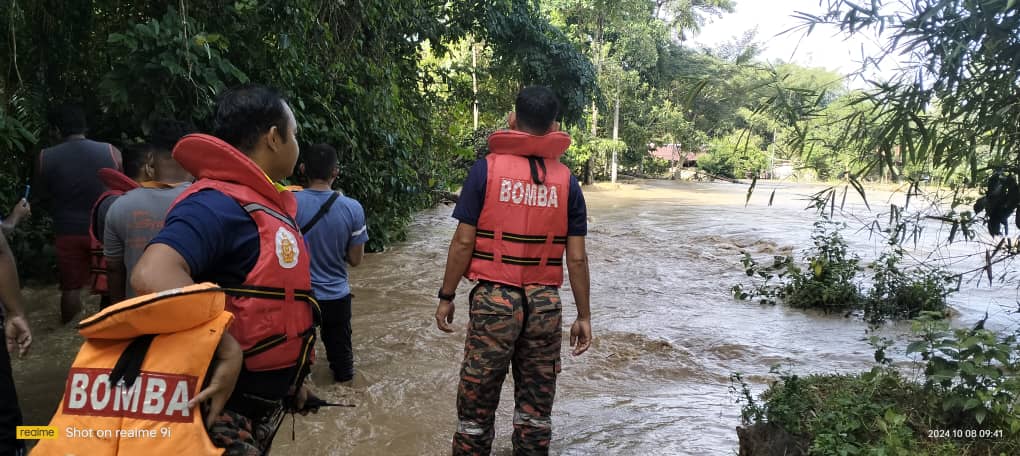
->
[62,368,197,423]
[498,178,559,208]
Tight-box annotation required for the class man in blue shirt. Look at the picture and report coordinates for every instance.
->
[294,143,368,383]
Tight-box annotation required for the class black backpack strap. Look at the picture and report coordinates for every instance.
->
[300,191,340,234]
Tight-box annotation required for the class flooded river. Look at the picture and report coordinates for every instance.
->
[11,180,1019,455]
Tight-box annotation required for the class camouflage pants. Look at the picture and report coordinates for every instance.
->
[453,281,562,456]
[208,408,278,456]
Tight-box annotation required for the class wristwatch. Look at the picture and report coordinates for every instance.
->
[438,289,456,301]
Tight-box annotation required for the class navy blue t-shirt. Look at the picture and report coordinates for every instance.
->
[149,189,258,286]
[149,188,296,399]
[453,158,587,235]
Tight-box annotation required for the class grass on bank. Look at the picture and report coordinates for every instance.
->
[734,314,1020,456]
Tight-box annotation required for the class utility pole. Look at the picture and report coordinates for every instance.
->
[585,13,605,186]
[770,127,776,179]
[472,43,479,130]
[611,97,619,183]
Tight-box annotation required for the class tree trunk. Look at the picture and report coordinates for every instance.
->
[611,96,619,183]
[583,12,605,187]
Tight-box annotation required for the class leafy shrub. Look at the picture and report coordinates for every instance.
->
[699,131,768,179]
[734,367,938,456]
[99,7,248,133]
[733,221,955,322]
[908,314,1020,436]
[734,318,1020,455]
[733,220,864,312]
[865,250,956,323]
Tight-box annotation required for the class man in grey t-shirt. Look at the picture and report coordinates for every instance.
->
[104,136,193,302]
[104,183,190,301]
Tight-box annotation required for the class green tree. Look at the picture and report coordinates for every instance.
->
[794,0,1020,186]
[0,0,598,278]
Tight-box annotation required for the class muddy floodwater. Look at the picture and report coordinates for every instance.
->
[11,180,1020,455]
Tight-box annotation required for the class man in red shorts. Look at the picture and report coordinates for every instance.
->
[35,104,122,323]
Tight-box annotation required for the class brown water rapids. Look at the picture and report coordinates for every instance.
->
[11,180,1020,455]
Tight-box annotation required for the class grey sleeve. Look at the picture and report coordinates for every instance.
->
[103,199,126,258]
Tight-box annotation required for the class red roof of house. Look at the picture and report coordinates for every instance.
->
[650,145,697,162]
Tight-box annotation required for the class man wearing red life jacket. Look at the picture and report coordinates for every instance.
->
[88,165,142,309]
[435,86,593,455]
[93,121,197,307]
[132,84,318,455]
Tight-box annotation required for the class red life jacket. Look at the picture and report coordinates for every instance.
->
[171,134,319,375]
[88,169,140,296]
[466,130,572,287]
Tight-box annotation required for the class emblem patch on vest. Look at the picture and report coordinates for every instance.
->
[62,368,197,423]
[275,227,299,269]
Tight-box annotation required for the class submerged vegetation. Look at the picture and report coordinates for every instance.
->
[732,221,956,323]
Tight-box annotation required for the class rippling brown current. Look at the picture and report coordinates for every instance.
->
[12,180,1019,455]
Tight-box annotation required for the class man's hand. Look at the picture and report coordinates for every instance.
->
[287,384,320,416]
[4,314,31,358]
[569,318,591,356]
[9,199,30,224]
[435,299,455,333]
[189,333,242,429]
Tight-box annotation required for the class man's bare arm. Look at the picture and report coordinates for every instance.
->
[131,243,194,295]
[346,243,365,267]
[0,234,26,320]
[132,242,241,428]
[107,256,127,304]
[0,232,31,357]
[435,223,476,332]
[566,235,591,355]
[441,223,476,296]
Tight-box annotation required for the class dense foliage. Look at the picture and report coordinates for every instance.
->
[1,0,843,279]
[0,0,600,278]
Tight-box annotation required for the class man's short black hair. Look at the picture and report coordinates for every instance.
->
[515,86,560,133]
[48,104,87,136]
[302,143,339,181]
[122,143,154,180]
[212,84,290,154]
[149,119,197,157]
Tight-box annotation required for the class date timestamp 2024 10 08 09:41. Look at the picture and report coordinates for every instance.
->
[927,429,1004,439]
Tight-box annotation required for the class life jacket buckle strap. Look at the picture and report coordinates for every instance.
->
[242,334,287,358]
